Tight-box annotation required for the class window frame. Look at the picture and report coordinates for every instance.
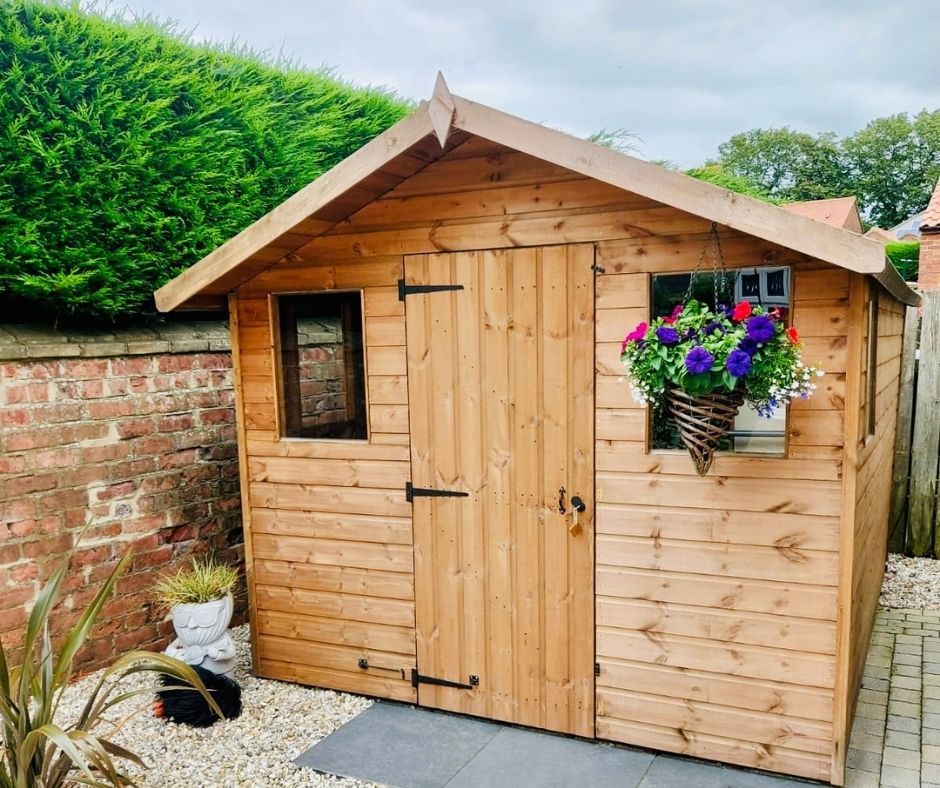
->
[646,266,792,460]
[269,289,370,443]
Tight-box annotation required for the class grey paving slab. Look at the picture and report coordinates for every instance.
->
[447,727,653,788]
[636,755,807,787]
[295,702,500,788]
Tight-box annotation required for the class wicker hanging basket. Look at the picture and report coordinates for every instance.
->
[664,387,745,476]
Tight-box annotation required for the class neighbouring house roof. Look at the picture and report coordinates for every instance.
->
[889,211,926,240]
[921,179,940,233]
[782,197,863,233]
[154,73,919,311]
[864,227,897,243]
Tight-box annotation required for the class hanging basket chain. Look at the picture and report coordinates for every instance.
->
[684,222,731,309]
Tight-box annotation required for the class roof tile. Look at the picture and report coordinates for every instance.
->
[921,179,940,232]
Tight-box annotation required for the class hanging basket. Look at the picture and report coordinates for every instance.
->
[664,387,745,476]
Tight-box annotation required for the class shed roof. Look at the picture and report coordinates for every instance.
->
[783,197,863,233]
[154,74,919,310]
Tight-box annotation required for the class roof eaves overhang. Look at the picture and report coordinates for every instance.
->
[154,101,437,312]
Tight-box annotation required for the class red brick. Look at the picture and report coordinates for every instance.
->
[61,360,109,380]
[117,418,155,440]
[159,449,198,469]
[37,488,88,513]
[84,443,129,463]
[0,584,36,610]
[133,546,174,570]
[6,472,58,497]
[0,606,28,632]
[30,447,82,470]
[96,481,136,502]
[199,408,233,425]
[23,533,71,558]
[157,413,194,432]
[157,356,198,373]
[133,435,176,455]
[0,408,29,427]
[111,357,154,376]
[0,454,26,474]
[87,400,137,419]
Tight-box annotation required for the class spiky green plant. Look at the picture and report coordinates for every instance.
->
[0,550,223,788]
[154,558,238,607]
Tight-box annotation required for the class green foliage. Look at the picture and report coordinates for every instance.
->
[155,557,238,606]
[587,127,641,155]
[710,112,940,228]
[620,299,822,415]
[0,547,222,787]
[684,164,780,203]
[0,1,409,324]
[885,241,920,281]
[843,111,940,228]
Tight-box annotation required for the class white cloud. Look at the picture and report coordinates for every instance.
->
[120,0,940,167]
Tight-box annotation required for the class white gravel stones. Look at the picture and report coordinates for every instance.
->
[880,553,940,610]
[58,624,379,787]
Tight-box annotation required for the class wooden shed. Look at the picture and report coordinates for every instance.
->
[155,75,920,784]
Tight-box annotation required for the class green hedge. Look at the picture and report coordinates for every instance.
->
[885,241,920,281]
[0,2,409,323]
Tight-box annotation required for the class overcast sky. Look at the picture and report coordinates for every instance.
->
[123,0,940,167]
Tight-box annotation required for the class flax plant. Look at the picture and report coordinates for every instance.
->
[0,550,222,788]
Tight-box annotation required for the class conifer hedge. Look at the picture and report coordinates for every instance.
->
[0,2,409,323]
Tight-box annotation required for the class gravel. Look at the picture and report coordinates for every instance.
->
[880,553,940,609]
[58,624,379,787]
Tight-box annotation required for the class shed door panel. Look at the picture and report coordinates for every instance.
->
[405,245,595,737]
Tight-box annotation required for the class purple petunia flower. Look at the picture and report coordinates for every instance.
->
[655,326,680,345]
[683,328,698,341]
[738,337,759,356]
[746,314,775,343]
[703,321,724,336]
[726,349,752,377]
[684,346,714,375]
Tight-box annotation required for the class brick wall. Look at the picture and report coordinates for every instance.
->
[0,322,247,672]
[920,232,940,292]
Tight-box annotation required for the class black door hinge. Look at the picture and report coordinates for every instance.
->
[411,669,479,690]
[591,263,606,274]
[398,279,465,301]
[405,482,469,503]
[594,662,600,677]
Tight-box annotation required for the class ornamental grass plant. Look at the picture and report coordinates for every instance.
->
[0,549,222,788]
[154,558,238,607]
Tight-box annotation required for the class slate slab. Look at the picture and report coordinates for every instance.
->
[447,727,654,788]
[295,702,500,788]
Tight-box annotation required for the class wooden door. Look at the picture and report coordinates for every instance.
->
[404,245,595,737]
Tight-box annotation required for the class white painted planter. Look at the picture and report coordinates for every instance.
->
[170,594,234,647]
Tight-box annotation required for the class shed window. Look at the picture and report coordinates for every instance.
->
[650,267,791,455]
[275,291,367,440]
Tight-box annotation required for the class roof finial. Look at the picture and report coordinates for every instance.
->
[429,71,456,148]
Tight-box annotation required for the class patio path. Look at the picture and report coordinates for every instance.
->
[846,608,940,787]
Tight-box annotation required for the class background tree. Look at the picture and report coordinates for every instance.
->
[709,111,940,228]
[714,128,849,203]
[842,111,940,227]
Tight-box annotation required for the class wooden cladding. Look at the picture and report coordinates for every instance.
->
[224,136,904,785]
[233,262,415,702]
[405,246,595,737]
[594,254,845,783]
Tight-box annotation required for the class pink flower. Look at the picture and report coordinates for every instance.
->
[622,322,648,351]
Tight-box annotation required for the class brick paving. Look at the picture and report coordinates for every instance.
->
[846,609,940,787]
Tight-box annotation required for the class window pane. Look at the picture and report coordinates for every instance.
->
[766,269,786,298]
[277,292,367,440]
